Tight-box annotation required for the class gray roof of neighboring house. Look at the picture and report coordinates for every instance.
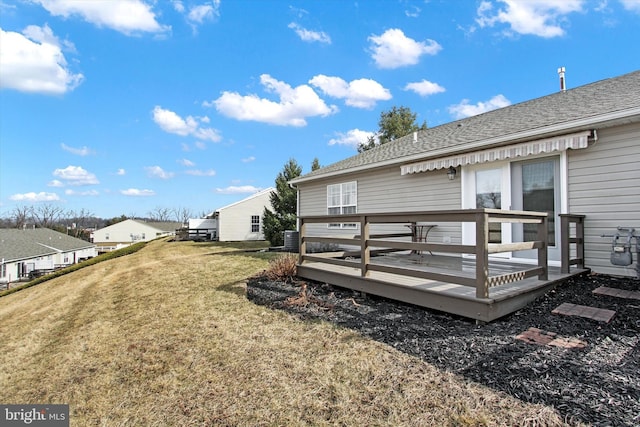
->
[291,70,640,184]
[0,228,96,263]
[143,221,182,232]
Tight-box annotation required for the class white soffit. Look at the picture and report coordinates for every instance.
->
[400,131,591,175]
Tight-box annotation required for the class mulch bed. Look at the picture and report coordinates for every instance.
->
[246,272,640,426]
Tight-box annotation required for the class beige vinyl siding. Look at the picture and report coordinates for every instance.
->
[567,122,640,276]
[217,190,271,241]
[298,164,461,245]
[92,220,163,244]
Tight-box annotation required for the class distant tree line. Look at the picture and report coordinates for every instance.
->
[0,204,199,241]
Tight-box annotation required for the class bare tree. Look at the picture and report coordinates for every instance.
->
[64,208,95,239]
[148,206,172,222]
[31,204,64,229]
[11,205,32,229]
[173,206,194,225]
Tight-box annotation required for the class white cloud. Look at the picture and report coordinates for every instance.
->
[328,129,376,149]
[178,158,195,167]
[152,106,221,142]
[368,28,442,69]
[620,0,640,12]
[309,75,392,109]
[0,25,84,95]
[47,179,64,187]
[188,3,219,24]
[241,156,256,163]
[33,0,169,35]
[215,185,262,194]
[448,94,511,119]
[10,192,60,202]
[172,1,185,13]
[145,166,175,179]
[185,169,216,176]
[405,6,421,17]
[476,0,584,38]
[288,22,331,43]
[65,189,99,196]
[116,168,126,175]
[53,165,99,185]
[182,1,220,33]
[404,79,446,97]
[121,188,156,196]
[211,74,338,126]
[61,143,92,156]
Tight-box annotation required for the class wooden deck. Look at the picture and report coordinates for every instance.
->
[297,209,587,322]
[298,253,588,322]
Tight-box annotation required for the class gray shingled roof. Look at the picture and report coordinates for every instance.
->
[0,228,95,263]
[143,221,182,232]
[292,70,640,183]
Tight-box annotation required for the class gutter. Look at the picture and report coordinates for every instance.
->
[290,106,640,185]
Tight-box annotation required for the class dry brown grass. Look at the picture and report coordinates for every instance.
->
[0,239,571,426]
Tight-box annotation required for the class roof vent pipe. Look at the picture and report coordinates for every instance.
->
[413,131,417,143]
[558,66,566,92]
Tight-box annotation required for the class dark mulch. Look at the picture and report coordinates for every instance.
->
[246,272,640,426]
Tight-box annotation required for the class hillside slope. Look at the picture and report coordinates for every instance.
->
[0,240,567,426]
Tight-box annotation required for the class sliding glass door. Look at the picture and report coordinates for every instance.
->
[511,157,561,261]
[462,156,562,263]
[475,168,505,244]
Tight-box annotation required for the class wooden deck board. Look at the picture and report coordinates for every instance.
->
[297,253,588,322]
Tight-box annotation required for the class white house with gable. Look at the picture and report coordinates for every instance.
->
[206,187,275,241]
[91,219,181,252]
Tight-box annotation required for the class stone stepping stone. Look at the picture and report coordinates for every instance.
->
[592,286,640,300]
[552,303,616,323]
[515,327,587,349]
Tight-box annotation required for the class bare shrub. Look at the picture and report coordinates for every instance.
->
[265,253,298,283]
[285,282,334,310]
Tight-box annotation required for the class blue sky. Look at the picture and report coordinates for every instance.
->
[1,0,639,219]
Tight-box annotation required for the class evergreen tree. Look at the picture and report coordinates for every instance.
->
[262,158,302,246]
[358,106,427,152]
[311,157,321,171]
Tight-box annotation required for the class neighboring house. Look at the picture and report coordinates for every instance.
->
[181,218,217,241]
[206,187,275,242]
[290,70,640,277]
[0,228,97,285]
[91,219,181,252]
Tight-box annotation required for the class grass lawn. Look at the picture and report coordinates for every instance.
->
[0,239,569,426]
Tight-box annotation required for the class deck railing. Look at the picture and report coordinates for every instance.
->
[299,209,549,300]
[559,214,586,274]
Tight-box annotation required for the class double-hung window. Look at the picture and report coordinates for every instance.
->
[327,181,357,229]
[250,215,260,233]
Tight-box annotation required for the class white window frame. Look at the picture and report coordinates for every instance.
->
[250,215,260,233]
[327,181,358,229]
